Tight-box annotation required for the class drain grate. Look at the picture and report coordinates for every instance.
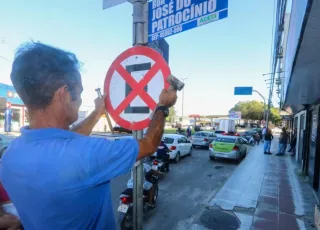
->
[214,166,224,170]
[198,209,240,230]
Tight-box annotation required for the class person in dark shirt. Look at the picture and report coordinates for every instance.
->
[156,141,170,172]
[263,129,274,155]
[277,127,288,156]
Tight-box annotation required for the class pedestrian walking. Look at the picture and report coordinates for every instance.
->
[262,126,267,142]
[277,127,288,156]
[186,126,192,140]
[264,128,273,154]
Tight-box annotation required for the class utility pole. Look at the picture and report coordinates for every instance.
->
[180,78,187,122]
[262,71,284,129]
[132,0,148,229]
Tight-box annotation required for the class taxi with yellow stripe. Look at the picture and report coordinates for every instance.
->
[209,136,248,163]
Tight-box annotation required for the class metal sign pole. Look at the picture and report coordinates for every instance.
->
[132,0,148,229]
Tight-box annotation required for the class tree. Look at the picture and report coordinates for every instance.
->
[229,100,264,121]
[167,106,176,123]
[229,100,281,124]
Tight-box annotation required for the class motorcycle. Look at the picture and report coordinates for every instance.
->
[152,157,169,173]
[118,172,159,230]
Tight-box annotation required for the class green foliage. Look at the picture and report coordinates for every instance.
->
[230,100,281,124]
[167,106,176,123]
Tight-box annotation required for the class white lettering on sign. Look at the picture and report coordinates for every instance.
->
[151,0,217,34]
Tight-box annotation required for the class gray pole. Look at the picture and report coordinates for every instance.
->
[180,78,187,121]
[132,0,148,229]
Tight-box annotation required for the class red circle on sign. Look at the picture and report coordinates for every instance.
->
[104,46,171,131]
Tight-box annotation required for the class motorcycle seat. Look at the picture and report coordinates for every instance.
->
[121,188,150,196]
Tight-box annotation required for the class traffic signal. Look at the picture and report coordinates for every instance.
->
[6,102,11,108]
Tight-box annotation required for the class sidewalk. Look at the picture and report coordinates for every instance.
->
[192,138,318,230]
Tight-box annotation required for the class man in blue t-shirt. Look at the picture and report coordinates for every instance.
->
[0,42,177,230]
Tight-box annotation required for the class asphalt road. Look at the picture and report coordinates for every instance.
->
[110,147,241,230]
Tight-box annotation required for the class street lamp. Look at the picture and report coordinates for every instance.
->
[180,78,187,122]
[252,90,267,121]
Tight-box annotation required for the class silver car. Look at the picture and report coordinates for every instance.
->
[191,131,216,148]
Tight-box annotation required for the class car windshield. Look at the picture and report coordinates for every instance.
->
[194,132,207,137]
[215,131,225,134]
[215,137,236,143]
[163,137,174,144]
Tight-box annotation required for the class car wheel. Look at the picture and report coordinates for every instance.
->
[237,155,241,164]
[175,152,180,163]
[210,156,215,161]
[188,147,192,156]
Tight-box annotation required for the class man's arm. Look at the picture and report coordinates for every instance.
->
[70,96,106,136]
[137,110,165,160]
[70,110,102,136]
[137,89,177,160]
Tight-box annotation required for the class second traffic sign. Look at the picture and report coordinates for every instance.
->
[104,46,171,131]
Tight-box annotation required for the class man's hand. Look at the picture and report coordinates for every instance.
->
[0,214,21,230]
[158,89,177,107]
[70,95,106,136]
[94,95,106,116]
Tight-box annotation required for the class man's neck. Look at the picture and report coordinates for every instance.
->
[28,109,69,130]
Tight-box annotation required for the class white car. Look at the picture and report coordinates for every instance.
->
[152,134,193,163]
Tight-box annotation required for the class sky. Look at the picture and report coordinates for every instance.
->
[0,0,277,117]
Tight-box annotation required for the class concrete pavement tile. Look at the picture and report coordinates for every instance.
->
[187,224,209,230]
[234,212,253,227]
[252,217,278,230]
[259,190,278,198]
[254,209,278,222]
[278,213,300,230]
[258,196,279,205]
[279,199,295,214]
[211,199,236,211]
[256,201,279,211]
[236,198,258,209]
[236,225,251,230]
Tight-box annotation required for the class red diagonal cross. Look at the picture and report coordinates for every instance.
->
[114,62,161,115]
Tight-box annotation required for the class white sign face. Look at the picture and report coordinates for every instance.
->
[109,54,165,123]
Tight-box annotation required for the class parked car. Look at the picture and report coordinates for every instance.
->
[0,134,11,157]
[209,136,248,163]
[191,131,216,148]
[152,134,192,163]
[241,131,257,142]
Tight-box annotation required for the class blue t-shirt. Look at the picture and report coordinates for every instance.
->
[0,127,139,230]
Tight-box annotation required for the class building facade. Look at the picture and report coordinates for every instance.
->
[0,83,26,131]
[275,0,320,199]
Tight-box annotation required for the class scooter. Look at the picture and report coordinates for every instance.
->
[118,172,159,230]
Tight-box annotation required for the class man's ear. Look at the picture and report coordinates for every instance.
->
[55,85,71,104]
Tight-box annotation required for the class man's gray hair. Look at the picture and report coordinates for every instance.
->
[10,42,81,110]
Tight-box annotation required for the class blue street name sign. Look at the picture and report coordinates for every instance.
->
[148,0,228,42]
[234,87,253,95]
